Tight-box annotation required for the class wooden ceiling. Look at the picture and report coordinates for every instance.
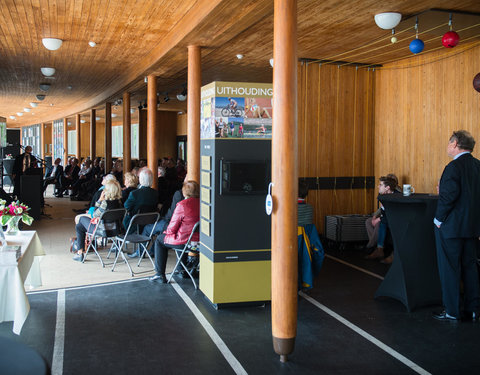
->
[1,0,480,127]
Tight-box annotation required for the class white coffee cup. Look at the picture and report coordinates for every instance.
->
[403,184,415,196]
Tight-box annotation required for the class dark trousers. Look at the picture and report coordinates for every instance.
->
[75,216,94,251]
[43,176,56,192]
[435,227,480,317]
[153,234,170,276]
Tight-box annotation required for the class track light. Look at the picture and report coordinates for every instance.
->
[36,94,46,101]
[39,83,51,92]
[164,94,170,102]
[177,86,187,101]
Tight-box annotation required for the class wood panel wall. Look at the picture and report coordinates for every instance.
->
[177,113,187,136]
[298,61,376,233]
[43,123,52,156]
[139,109,178,161]
[375,42,480,195]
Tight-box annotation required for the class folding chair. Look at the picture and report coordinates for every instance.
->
[83,208,126,267]
[111,212,160,276]
[167,221,200,289]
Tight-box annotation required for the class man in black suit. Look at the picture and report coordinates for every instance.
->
[12,145,37,199]
[433,130,480,322]
[43,158,63,193]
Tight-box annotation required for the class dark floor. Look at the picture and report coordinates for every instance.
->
[2,245,480,374]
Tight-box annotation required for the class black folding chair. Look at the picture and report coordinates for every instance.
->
[83,208,126,267]
[167,222,200,289]
[111,212,160,276]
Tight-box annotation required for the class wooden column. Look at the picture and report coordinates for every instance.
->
[271,0,298,363]
[123,92,132,172]
[105,103,112,173]
[63,118,68,164]
[51,122,54,160]
[147,74,158,189]
[76,114,81,160]
[187,45,201,183]
[90,109,96,160]
[40,123,45,159]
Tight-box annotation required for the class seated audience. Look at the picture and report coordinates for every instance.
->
[149,181,200,283]
[122,172,138,203]
[70,159,93,197]
[365,175,399,263]
[57,158,80,197]
[71,179,123,262]
[43,158,63,193]
[111,159,124,186]
[123,168,158,230]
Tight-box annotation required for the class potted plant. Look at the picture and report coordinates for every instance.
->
[0,199,34,234]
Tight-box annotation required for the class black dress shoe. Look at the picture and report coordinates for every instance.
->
[463,311,480,322]
[432,310,459,322]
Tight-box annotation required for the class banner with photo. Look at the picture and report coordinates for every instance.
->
[201,81,272,139]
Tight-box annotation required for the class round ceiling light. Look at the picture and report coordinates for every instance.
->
[30,102,38,107]
[9,115,16,120]
[23,108,31,112]
[176,94,187,101]
[130,108,136,114]
[269,58,274,67]
[36,94,46,101]
[41,67,56,76]
[39,83,51,92]
[374,12,402,30]
[42,38,63,51]
[111,113,118,118]
[80,119,86,124]
[95,116,101,121]
[88,41,96,47]
[17,112,23,116]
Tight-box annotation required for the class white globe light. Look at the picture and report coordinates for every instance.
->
[17,112,23,116]
[42,38,63,51]
[30,102,38,107]
[374,13,402,30]
[23,108,31,112]
[41,67,56,76]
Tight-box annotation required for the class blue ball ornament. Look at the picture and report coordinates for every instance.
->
[409,39,424,54]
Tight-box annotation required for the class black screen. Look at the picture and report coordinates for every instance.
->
[220,160,269,195]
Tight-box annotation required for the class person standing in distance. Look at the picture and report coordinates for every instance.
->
[433,130,480,322]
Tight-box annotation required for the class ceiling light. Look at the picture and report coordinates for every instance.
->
[164,94,170,102]
[36,94,46,101]
[374,12,402,30]
[236,54,244,60]
[42,38,63,51]
[177,86,187,101]
[130,108,136,114]
[17,112,23,116]
[41,67,56,76]
[9,115,15,120]
[39,83,51,92]
[269,58,274,67]
[50,103,54,106]
[23,108,31,112]
[177,111,183,115]
[112,113,118,118]
[31,112,35,115]
[67,85,72,90]
[96,116,101,121]
[30,102,38,107]
[80,119,86,124]
[88,41,96,47]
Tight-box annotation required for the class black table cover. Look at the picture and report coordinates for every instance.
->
[375,193,442,312]
[0,336,50,375]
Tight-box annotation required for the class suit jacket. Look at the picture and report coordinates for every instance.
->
[45,165,64,180]
[123,186,158,228]
[435,152,480,238]
[12,152,37,176]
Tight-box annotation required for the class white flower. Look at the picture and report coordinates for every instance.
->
[15,207,23,215]
[0,205,4,211]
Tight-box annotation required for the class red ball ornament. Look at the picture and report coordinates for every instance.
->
[442,31,460,48]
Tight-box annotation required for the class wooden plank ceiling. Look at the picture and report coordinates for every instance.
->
[1,0,480,127]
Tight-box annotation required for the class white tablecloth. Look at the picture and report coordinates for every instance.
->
[0,231,45,334]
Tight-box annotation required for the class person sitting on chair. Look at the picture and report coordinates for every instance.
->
[149,181,200,283]
[71,179,122,262]
[43,158,63,194]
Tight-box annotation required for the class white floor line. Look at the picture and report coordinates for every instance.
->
[27,277,150,295]
[299,291,431,375]
[171,280,248,375]
[325,254,385,280]
[51,289,66,375]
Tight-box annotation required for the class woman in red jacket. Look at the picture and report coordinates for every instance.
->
[149,180,200,283]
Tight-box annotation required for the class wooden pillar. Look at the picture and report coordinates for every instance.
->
[90,109,96,160]
[51,121,54,160]
[63,118,68,164]
[76,114,81,160]
[187,45,201,183]
[40,123,45,159]
[147,74,158,189]
[105,103,112,174]
[271,0,298,363]
[123,92,132,172]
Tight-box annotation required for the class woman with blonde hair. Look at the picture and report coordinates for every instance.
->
[122,172,138,203]
[72,179,123,262]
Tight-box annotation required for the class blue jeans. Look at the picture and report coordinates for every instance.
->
[377,222,387,248]
[141,219,167,237]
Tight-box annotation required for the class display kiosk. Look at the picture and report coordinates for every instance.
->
[199,81,273,306]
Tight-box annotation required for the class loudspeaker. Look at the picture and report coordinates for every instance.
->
[20,175,42,220]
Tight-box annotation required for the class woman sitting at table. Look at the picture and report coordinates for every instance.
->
[149,180,200,283]
[71,179,123,262]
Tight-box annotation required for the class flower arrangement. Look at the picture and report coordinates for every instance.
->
[0,199,34,227]
[5,154,13,159]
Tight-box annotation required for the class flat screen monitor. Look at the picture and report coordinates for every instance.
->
[220,159,270,195]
